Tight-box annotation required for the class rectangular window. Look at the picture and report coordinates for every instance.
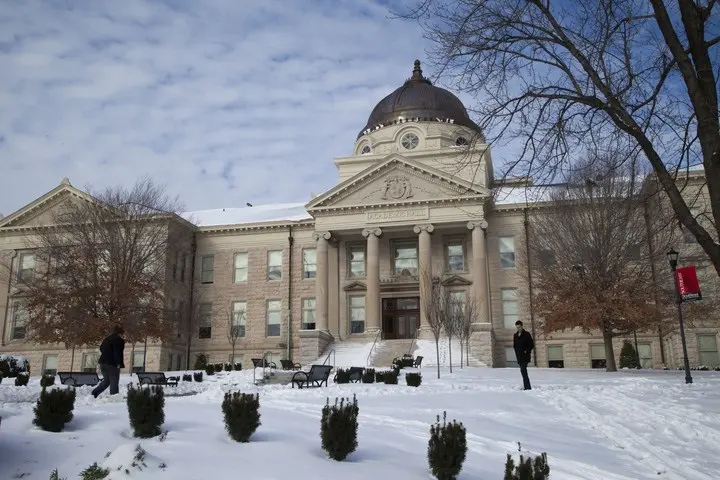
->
[233,253,248,283]
[201,255,214,284]
[302,298,316,330]
[82,352,99,373]
[267,250,283,280]
[18,252,35,283]
[198,303,212,339]
[348,245,366,278]
[446,238,465,272]
[505,346,518,368]
[393,242,418,275]
[499,236,516,269]
[132,351,145,373]
[449,291,466,317]
[231,301,247,337]
[266,300,282,337]
[637,343,653,369]
[590,344,606,369]
[303,249,317,279]
[698,334,719,367]
[11,300,27,340]
[43,354,58,376]
[547,345,564,368]
[501,289,518,329]
[349,295,365,333]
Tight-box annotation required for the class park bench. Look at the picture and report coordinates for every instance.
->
[413,356,423,368]
[251,358,277,369]
[136,372,179,387]
[57,371,100,387]
[280,359,301,371]
[291,364,333,389]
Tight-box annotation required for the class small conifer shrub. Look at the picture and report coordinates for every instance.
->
[80,462,110,480]
[193,353,208,370]
[234,363,243,370]
[214,362,224,372]
[334,368,351,384]
[33,387,76,432]
[205,364,215,375]
[383,370,399,385]
[126,384,165,438]
[427,411,467,480]
[41,374,56,387]
[224,362,233,372]
[0,373,3,385]
[15,372,30,386]
[362,368,375,383]
[193,371,203,382]
[0,359,10,378]
[49,468,67,480]
[320,395,359,461]
[182,373,192,382]
[222,392,261,442]
[619,340,640,369]
[504,444,550,480]
[405,372,422,387]
[375,370,385,383]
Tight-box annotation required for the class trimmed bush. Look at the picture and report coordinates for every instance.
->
[15,372,30,386]
[182,373,192,382]
[193,371,203,382]
[1,356,30,378]
[504,448,550,480]
[222,392,261,442]
[80,462,110,480]
[320,395,359,461]
[362,368,375,383]
[205,364,215,376]
[406,372,422,387]
[33,387,76,432]
[41,374,56,387]
[193,353,208,370]
[234,362,243,371]
[619,340,639,369]
[428,411,467,480]
[224,363,233,372]
[127,385,165,438]
[0,373,3,384]
[375,371,385,383]
[335,368,351,384]
[49,469,67,480]
[0,359,9,378]
[214,363,224,372]
[383,370,399,385]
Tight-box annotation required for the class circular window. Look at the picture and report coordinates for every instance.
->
[401,133,419,150]
[455,136,469,146]
[361,145,371,154]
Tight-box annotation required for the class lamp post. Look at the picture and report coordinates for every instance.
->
[666,249,693,384]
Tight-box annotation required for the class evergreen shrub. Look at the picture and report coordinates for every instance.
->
[234,363,243,371]
[214,363,224,372]
[334,368,351,384]
[182,373,192,382]
[41,374,56,387]
[205,364,216,376]
[619,340,639,369]
[504,446,550,480]
[383,370,399,385]
[221,391,261,442]
[362,368,375,383]
[15,372,30,386]
[193,354,208,370]
[375,371,385,383]
[126,384,165,438]
[224,363,233,372]
[320,395,359,461]
[193,371,203,382]
[427,411,467,480]
[405,372,422,387]
[33,387,76,432]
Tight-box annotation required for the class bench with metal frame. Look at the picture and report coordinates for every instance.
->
[136,371,180,387]
[57,371,100,387]
[291,364,333,389]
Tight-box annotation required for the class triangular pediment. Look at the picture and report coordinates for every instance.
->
[440,274,473,287]
[343,281,367,292]
[0,181,97,229]
[306,155,489,212]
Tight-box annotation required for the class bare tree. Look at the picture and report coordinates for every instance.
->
[421,268,450,378]
[396,1,720,277]
[2,177,185,349]
[227,301,246,364]
[455,293,479,368]
[444,290,462,373]
[520,154,673,371]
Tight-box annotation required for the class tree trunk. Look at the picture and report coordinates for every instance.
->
[602,328,617,372]
[459,335,464,369]
[448,335,453,373]
[70,346,75,371]
[435,339,441,379]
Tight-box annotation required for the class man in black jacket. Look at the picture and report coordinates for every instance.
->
[513,320,534,390]
[92,324,126,398]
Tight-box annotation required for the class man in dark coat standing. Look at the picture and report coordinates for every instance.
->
[513,320,534,390]
[92,324,126,398]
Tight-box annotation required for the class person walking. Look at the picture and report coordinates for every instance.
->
[92,324,126,398]
[513,320,534,390]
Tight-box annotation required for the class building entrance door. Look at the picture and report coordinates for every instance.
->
[382,297,420,339]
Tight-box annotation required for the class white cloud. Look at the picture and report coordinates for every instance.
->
[0,0,505,216]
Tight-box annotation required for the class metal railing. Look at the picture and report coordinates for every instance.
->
[366,330,382,367]
[322,349,336,369]
[253,350,275,385]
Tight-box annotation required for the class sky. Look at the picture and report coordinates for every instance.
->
[0,0,498,217]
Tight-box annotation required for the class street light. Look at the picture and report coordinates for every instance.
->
[666,248,693,384]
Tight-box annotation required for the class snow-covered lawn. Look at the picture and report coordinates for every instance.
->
[1,367,719,479]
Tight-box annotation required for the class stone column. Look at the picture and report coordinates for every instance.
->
[313,231,331,332]
[361,227,382,333]
[467,220,489,324]
[413,224,434,331]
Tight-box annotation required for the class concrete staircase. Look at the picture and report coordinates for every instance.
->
[369,339,415,367]
[311,340,376,368]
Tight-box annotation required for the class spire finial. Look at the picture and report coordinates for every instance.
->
[412,59,423,79]
[61,177,70,186]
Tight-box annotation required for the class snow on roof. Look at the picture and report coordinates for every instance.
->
[493,186,552,205]
[184,202,312,227]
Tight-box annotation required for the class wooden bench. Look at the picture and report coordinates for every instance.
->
[136,372,179,387]
[57,371,100,387]
[280,359,301,371]
[251,358,277,369]
[291,365,333,389]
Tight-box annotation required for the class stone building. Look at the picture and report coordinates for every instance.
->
[1,61,719,375]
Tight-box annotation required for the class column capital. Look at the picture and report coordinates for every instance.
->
[313,231,332,242]
[361,227,383,238]
[413,224,435,234]
[467,220,488,231]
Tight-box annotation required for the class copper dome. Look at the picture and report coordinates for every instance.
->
[357,60,482,139]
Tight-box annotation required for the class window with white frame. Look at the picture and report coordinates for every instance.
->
[267,250,283,280]
[446,238,465,272]
[505,347,518,368]
[637,343,653,369]
[266,300,282,336]
[11,300,27,340]
[234,253,248,283]
[43,354,58,376]
[198,303,212,339]
[698,334,719,367]
[349,295,365,333]
[499,236,516,268]
[393,242,418,275]
[18,252,35,283]
[501,289,518,329]
[200,255,214,284]
[348,245,365,277]
[231,301,247,337]
[132,351,145,373]
[450,291,466,317]
[82,352,99,372]
[590,344,606,369]
[547,345,564,368]
[302,298,316,330]
[303,249,317,279]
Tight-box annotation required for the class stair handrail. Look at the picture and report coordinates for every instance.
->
[322,349,335,369]
[253,350,275,385]
[408,328,419,356]
[366,329,382,367]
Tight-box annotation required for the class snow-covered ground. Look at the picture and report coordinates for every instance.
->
[2,367,720,479]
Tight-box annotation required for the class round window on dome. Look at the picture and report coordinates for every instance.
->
[455,136,469,146]
[401,133,419,150]
[361,145,371,154]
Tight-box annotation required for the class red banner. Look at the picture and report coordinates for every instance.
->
[676,266,702,301]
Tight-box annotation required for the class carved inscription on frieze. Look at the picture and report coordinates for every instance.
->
[366,207,429,223]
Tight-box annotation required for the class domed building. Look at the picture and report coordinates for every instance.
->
[0,61,717,375]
